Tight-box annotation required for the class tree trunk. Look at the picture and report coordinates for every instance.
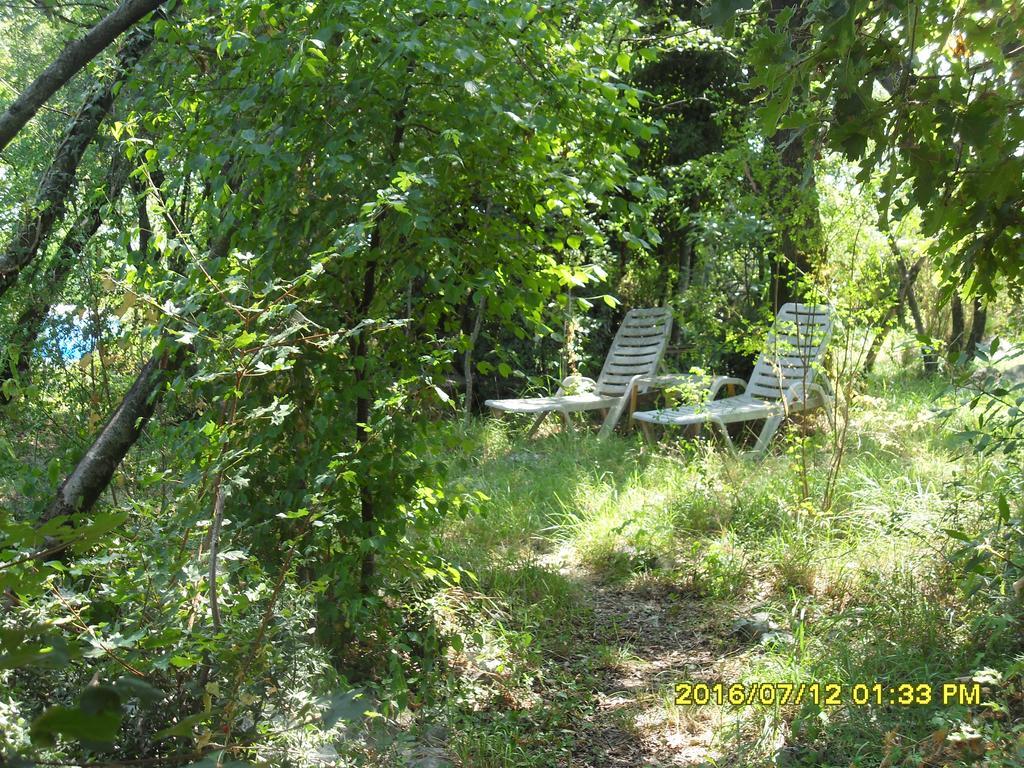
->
[866,252,927,373]
[966,297,987,360]
[0,20,156,300]
[0,0,165,153]
[897,259,938,374]
[882,237,936,372]
[769,130,822,309]
[670,231,694,346]
[863,307,895,373]
[767,0,821,311]
[354,259,377,592]
[1,156,130,400]
[351,65,413,593]
[44,344,187,525]
[949,293,965,359]
[130,174,154,259]
[463,293,486,425]
[39,214,236,553]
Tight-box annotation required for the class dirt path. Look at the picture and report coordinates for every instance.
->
[550,566,757,768]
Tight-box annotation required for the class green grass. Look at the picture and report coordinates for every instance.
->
[414,364,1023,767]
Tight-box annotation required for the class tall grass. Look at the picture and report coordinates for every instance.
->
[422,367,1018,767]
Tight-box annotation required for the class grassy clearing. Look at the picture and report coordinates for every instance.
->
[417,365,1023,767]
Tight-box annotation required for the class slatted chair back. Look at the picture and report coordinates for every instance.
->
[594,307,673,398]
[746,303,832,401]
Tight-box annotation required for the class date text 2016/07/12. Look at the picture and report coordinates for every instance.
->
[674,682,982,707]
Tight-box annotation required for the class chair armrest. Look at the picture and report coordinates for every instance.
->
[630,374,696,391]
[627,373,744,403]
[817,370,835,397]
[555,375,598,396]
[785,380,827,408]
[708,376,747,399]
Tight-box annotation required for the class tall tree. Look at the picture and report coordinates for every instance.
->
[43,343,187,525]
[765,0,822,309]
[0,0,165,153]
[0,153,130,401]
[40,208,237,534]
[713,0,1024,297]
[0,21,157,299]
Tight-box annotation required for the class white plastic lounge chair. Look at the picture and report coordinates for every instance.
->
[631,303,834,455]
[485,307,673,438]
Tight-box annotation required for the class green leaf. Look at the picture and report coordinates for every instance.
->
[235,331,258,348]
[322,689,368,729]
[76,511,129,548]
[704,0,755,27]
[0,636,70,670]
[80,684,121,716]
[31,706,121,747]
[758,95,789,134]
[47,458,61,486]
[114,676,164,705]
[155,711,211,739]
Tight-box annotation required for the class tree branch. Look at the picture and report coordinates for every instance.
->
[0,0,166,153]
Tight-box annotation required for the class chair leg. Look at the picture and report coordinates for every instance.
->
[527,411,549,438]
[751,415,784,456]
[559,410,571,431]
[599,395,629,439]
[639,420,657,445]
[710,418,739,455]
[816,385,836,430]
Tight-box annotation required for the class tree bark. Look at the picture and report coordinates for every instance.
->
[0,156,130,401]
[0,20,156,300]
[44,343,187,523]
[882,236,936,372]
[0,0,165,153]
[354,260,377,592]
[863,307,894,373]
[966,297,987,360]
[865,254,926,372]
[34,161,239,564]
[130,175,154,260]
[767,0,822,311]
[898,260,938,374]
[670,232,694,346]
[950,293,965,358]
[40,213,235,541]
[769,132,821,309]
[352,65,413,593]
[463,293,486,425]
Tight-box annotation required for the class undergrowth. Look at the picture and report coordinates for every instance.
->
[423,364,1023,767]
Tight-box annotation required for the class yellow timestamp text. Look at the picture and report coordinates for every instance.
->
[674,682,982,707]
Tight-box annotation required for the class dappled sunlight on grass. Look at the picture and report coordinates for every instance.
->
[421,369,1021,766]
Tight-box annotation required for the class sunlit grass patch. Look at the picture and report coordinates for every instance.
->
[428,366,1019,767]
